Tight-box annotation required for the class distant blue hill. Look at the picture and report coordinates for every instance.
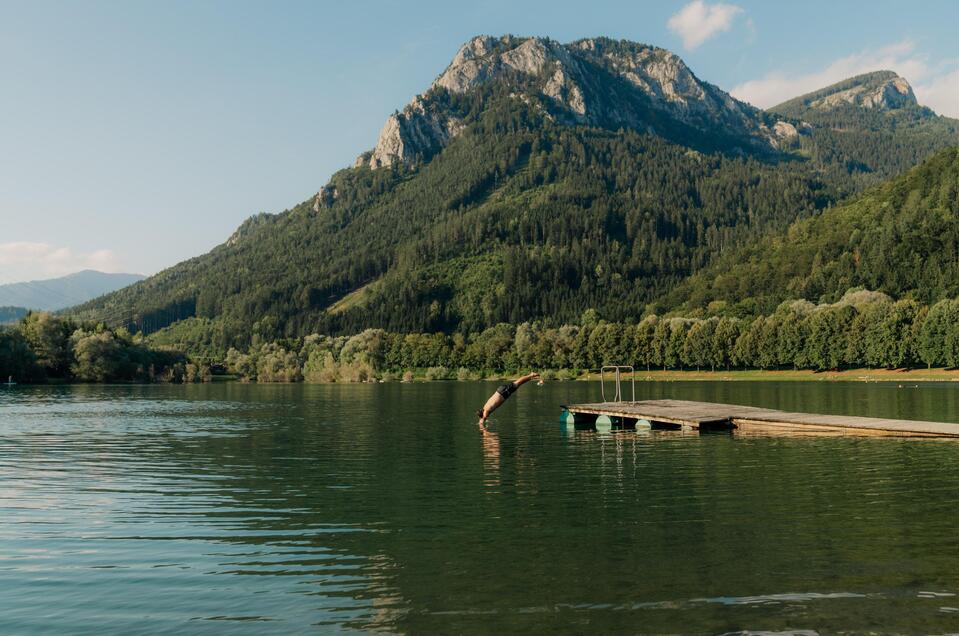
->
[0,306,28,324]
[0,270,145,312]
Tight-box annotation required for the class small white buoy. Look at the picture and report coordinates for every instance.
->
[595,415,615,434]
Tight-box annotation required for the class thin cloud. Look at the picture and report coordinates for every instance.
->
[667,0,744,51]
[0,242,122,284]
[915,67,959,119]
[731,40,959,117]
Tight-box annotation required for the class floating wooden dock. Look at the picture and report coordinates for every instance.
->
[561,399,959,438]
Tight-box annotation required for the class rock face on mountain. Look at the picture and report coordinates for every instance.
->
[368,97,464,169]
[813,75,915,110]
[363,35,793,169]
[773,70,919,117]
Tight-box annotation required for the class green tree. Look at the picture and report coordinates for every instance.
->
[776,303,813,369]
[340,328,387,371]
[71,329,127,382]
[633,316,657,371]
[551,325,578,369]
[862,300,914,368]
[804,306,855,371]
[733,316,763,368]
[755,315,781,370]
[0,329,38,382]
[571,323,593,369]
[918,300,959,368]
[513,322,538,368]
[682,319,715,371]
[226,347,258,381]
[256,343,303,382]
[20,312,74,378]
[712,317,741,370]
[651,319,670,371]
[665,318,692,370]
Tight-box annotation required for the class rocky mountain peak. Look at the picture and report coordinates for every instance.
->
[360,35,793,170]
[432,36,568,95]
[773,71,919,116]
[810,71,916,110]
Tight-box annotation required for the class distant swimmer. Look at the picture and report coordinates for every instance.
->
[476,372,540,426]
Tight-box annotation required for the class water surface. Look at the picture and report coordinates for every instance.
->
[3,381,959,634]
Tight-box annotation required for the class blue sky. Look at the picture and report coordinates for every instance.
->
[2,0,958,284]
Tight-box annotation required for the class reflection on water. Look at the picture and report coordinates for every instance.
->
[3,381,959,633]
[479,424,501,488]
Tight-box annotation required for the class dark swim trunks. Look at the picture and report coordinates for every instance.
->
[496,382,517,399]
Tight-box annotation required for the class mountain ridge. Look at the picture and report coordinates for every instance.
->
[0,270,145,311]
[361,35,795,171]
[773,70,919,117]
[69,35,959,351]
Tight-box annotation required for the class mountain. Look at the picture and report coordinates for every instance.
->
[359,35,794,171]
[0,270,145,311]
[663,147,959,316]
[0,307,28,324]
[769,71,959,190]
[71,36,959,351]
[774,71,918,114]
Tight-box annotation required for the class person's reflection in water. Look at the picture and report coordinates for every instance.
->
[478,422,501,487]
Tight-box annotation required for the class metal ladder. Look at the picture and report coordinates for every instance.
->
[600,365,635,403]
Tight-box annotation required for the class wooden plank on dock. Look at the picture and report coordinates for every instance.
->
[563,399,959,437]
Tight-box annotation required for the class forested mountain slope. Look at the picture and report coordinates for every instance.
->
[78,107,830,342]
[72,36,959,350]
[665,148,959,316]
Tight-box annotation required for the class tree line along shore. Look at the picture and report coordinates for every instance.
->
[6,288,959,384]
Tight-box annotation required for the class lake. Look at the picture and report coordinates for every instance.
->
[3,380,959,634]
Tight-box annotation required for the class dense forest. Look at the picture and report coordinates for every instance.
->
[669,147,959,316]
[71,101,832,338]
[0,313,198,383]
[140,289,954,383]
[12,286,959,383]
[70,61,959,348]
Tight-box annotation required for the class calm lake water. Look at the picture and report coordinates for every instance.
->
[4,380,959,634]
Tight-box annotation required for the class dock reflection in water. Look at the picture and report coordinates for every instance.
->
[3,381,959,633]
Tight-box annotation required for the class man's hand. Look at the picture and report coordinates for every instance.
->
[513,372,542,387]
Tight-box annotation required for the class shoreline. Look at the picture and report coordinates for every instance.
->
[7,368,959,386]
[577,368,959,383]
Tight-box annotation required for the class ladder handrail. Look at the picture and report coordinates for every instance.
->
[600,365,635,403]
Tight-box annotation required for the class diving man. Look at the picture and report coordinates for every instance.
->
[476,372,540,426]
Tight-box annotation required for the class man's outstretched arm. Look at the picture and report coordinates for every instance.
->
[511,372,541,388]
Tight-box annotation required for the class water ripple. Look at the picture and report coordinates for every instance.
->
[4,382,959,633]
